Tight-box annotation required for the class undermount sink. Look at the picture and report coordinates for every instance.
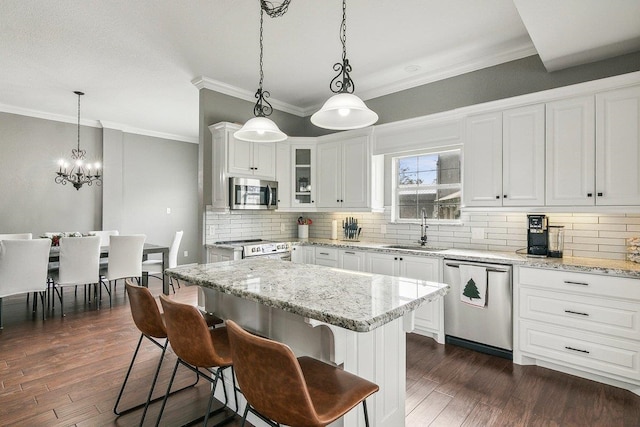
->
[383,245,446,252]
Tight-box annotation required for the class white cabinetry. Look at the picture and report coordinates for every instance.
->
[463,112,502,207]
[516,267,640,392]
[545,96,596,206]
[314,247,339,268]
[228,138,276,180]
[339,249,367,272]
[291,140,316,210]
[316,133,372,210]
[291,244,314,264]
[366,252,444,343]
[596,86,640,206]
[275,141,292,209]
[206,246,242,263]
[545,86,640,206]
[463,105,545,207]
[209,122,276,211]
[502,104,545,206]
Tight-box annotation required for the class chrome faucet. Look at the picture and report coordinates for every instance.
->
[420,208,428,246]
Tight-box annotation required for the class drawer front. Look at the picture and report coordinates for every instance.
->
[520,320,640,381]
[314,247,338,261]
[520,287,640,340]
[519,267,640,301]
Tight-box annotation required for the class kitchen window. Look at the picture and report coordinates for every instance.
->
[393,149,461,221]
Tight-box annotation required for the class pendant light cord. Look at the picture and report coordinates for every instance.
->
[341,0,347,63]
[76,92,81,152]
[259,7,264,91]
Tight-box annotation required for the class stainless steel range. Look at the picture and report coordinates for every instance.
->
[214,239,292,261]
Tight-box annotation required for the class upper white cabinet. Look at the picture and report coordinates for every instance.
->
[291,139,317,210]
[596,86,640,206]
[546,96,596,206]
[463,104,545,207]
[210,122,278,211]
[545,86,640,206]
[275,140,292,209]
[228,137,276,180]
[316,133,371,210]
[502,104,545,206]
[463,112,503,207]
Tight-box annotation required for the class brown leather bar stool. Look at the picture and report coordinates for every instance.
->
[156,294,237,427]
[226,320,380,427]
[115,281,222,425]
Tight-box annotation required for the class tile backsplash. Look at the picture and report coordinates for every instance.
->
[205,206,640,261]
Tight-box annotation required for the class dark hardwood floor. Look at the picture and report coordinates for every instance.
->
[1,278,639,426]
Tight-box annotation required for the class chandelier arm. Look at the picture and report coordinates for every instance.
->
[328,0,355,94]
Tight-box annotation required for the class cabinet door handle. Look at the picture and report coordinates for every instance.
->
[564,280,589,286]
[399,257,403,261]
[587,193,593,197]
[394,257,398,261]
[337,199,340,203]
[564,310,589,317]
[565,346,590,354]
[597,192,603,197]
[503,194,507,198]
[496,195,500,199]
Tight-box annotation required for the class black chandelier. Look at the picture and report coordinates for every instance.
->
[55,91,102,190]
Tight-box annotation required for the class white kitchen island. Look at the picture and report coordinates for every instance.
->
[165,258,449,427]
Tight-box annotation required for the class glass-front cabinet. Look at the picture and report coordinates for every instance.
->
[291,141,316,210]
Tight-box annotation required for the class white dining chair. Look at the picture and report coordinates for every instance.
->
[0,233,32,240]
[100,234,146,308]
[142,230,183,293]
[50,236,101,317]
[89,230,119,247]
[0,238,52,328]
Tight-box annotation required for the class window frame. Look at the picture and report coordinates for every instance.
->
[391,146,462,224]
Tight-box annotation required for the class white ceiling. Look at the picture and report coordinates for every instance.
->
[1,0,639,143]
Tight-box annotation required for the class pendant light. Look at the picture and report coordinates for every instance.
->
[311,0,378,130]
[234,3,288,143]
[54,91,102,190]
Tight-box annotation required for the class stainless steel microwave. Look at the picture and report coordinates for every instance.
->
[229,177,278,210]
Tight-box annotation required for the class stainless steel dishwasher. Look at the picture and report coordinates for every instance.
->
[443,259,513,359]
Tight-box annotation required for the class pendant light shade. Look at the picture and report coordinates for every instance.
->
[310,93,378,130]
[234,116,287,142]
[312,0,378,130]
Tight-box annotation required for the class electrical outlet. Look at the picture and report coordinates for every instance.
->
[381,224,387,234]
[280,223,286,232]
[183,250,188,257]
[166,207,171,214]
[472,228,485,240]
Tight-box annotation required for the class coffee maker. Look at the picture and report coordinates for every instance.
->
[527,214,548,256]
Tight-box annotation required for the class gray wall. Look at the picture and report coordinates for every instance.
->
[0,112,102,236]
[297,52,640,137]
[103,131,199,264]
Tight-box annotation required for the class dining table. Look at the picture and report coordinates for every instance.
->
[48,243,171,295]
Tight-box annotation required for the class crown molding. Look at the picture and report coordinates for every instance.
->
[0,103,102,128]
[191,76,306,117]
[99,121,198,144]
[358,41,539,103]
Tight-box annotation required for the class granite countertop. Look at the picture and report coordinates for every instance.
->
[293,238,640,279]
[165,258,449,332]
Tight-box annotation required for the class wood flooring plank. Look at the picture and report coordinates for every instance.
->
[429,393,479,427]
[461,402,502,427]
[405,390,452,426]
[406,375,439,414]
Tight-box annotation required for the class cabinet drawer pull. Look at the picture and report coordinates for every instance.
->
[564,280,589,286]
[344,251,355,255]
[565,346,590,354]
[319,252,329,255]
[564,310,589,317]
